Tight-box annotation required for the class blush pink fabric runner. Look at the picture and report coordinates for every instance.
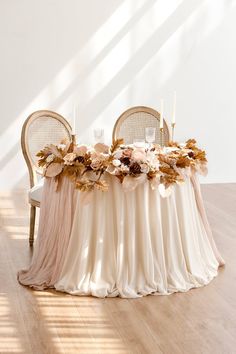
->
[18,177,77,290]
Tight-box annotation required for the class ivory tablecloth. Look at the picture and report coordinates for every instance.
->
[18,173,224,298]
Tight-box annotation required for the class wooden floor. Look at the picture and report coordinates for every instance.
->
[0,184,236,354]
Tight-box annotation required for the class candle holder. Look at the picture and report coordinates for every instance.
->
[171,123,176,142]
[71,134,77,145]
[160,127,164,147]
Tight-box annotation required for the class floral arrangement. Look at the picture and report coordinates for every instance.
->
[36,138,207,197]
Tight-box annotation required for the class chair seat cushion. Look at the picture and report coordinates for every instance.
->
[28,178,44,203]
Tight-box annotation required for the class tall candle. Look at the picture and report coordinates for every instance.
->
[160,99,164,129]
[172,91,176,124]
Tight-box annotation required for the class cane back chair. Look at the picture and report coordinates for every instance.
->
[112,106,169,145]
[21,110,72,246]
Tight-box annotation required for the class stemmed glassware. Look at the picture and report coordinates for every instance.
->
[93,128,104,143]
[145,127,156,148]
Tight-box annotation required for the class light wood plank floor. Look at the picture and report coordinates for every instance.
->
[0,184,235,354]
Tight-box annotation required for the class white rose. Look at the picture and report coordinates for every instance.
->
[140,163,149,174]
[113,159,121,167]
[120,165,129,173]
[114,150,123,159]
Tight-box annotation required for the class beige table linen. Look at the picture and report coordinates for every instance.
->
[54,174,222,298]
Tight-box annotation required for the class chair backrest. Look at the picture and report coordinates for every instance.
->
[112,106,169,145]
[21,110,72,188]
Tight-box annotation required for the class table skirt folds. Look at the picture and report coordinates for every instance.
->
[54,175,221,298]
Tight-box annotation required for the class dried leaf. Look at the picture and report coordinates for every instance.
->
[159,154,176,167]
[95,180,109,191]
[110,138,124,153]
[168,141,180,148]
[75,179,95,192]
[45,162,64,177]
[194,150,207,162]
[185,139,197,147]
[67,141,75,153]
[159,166,177,176]
[38,159,47,168]
[48,144,63,158]
[176,156,191,168]
[94,143,109,154]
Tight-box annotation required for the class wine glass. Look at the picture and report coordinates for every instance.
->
[93,128,104,143]
[145,127,156,147]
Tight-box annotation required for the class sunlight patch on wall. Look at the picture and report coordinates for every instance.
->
[0,0,147,160]
[59,0,182,114]
[43,0,151,113]
[202,0,226,36]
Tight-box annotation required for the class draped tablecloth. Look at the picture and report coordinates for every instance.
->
[18,173,224,298]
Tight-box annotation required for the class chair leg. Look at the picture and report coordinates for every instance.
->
[29,205,36,247]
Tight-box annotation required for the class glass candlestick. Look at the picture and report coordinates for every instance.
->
[160,127,164,147]
[71,134,76,145]
[171,122,176,142]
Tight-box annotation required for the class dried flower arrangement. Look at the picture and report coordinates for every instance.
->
[36,138,207,197]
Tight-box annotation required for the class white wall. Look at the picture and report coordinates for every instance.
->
[0,0,236,189]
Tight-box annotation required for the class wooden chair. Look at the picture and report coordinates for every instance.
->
[21,110,72,246]
[112,106,169,145]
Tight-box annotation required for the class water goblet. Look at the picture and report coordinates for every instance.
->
[145,127,156,148]
[93,128,104,143]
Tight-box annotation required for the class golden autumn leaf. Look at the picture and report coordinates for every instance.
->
[194,150,207,162]
[186,138,197,146]
[75,179,95,192]
[116,174,125,183]
[95,180,109,191]
[67,141,75,153]
[159,166,177,176]
[147,170,158,180]
[38,159,47,168]
[176,156,191,168]
[63,164,84,181]
[36,151,46,158]
[110,138,124,153]
[168,141,180,148]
